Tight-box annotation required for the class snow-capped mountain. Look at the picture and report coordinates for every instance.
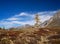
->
[41,10,60,29]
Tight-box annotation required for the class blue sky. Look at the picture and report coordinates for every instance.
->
[0,0,60,28]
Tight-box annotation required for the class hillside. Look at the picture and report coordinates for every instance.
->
[0,28,58,44]
[42,10,60,29]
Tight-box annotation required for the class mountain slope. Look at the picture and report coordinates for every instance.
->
[42,10,60,29]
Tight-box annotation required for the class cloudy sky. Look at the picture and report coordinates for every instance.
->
[0,0,60,28]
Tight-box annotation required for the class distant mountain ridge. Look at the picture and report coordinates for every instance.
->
[16,10,60,29]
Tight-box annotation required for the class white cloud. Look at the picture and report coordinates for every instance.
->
[11,20,34,25]
[14,12,30,17]
[0,11,57,28]
[0,20,34,29]
[0,21,13,28]
[19,12,28,16]
[6,17,20,21]
[38,11,57,15]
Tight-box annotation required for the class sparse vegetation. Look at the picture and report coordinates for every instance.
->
[0,27,60,44]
